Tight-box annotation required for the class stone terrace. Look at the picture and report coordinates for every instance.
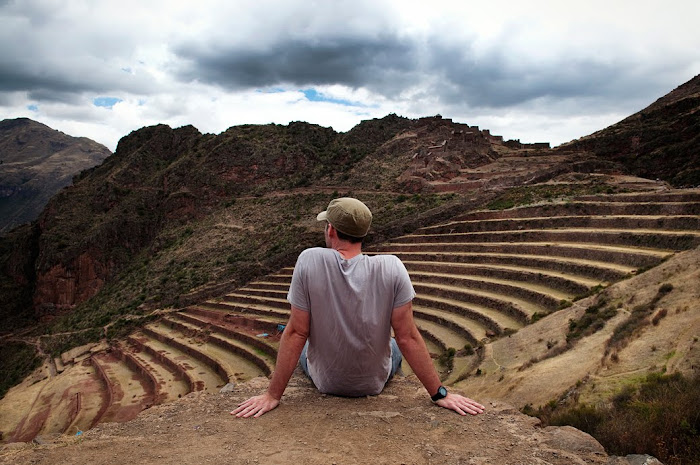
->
[3,189,699,442]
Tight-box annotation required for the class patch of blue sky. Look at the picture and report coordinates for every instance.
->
[302,88,357,106]
[257,87,286,93]
[93,97,123,109]
[27,104,39,112]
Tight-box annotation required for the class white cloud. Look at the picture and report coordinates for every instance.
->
[1,0,699,151]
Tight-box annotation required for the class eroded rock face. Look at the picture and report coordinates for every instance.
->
[34,252,110,314]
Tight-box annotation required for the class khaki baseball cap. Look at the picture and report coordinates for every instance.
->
[316,197,373,237]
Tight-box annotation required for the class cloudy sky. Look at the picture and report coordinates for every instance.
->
[1,0,699,151]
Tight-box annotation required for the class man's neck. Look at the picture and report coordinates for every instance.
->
[333,244,362,260]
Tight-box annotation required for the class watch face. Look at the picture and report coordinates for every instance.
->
[432,386,448,401]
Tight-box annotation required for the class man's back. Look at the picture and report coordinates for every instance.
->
[233,197,484,418]
[287,247,415,396]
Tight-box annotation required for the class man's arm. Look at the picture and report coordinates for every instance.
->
[231,306,310,418]
[391,301,484,416]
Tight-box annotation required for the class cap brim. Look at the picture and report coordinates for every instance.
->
[316,211,328,222]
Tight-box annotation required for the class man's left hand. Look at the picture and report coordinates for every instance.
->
[231,392,280,418]
[435,393,485,415]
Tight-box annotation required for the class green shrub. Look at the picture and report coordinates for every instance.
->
[608,283,673,351]
[463,343,475,356]
[529,372,700,465]
[558,300,573,309]
[658,283,674,295]
[438,347,457,369]
[566,298,617,344]
[0,342,42,399]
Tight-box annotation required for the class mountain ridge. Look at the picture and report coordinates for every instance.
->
[560,74,700,187]
[0,118,112,234]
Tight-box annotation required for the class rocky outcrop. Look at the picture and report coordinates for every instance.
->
[0,376,664,464]
[33,251,111,314]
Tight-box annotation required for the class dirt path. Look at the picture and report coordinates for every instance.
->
[1,374,638,465]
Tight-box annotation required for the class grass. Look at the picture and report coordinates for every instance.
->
[566,296,618,344]
[607,283,673,353]
[39,328,104,357]
[524,371,700,465]
[521,295,617,371]
[0,341,42,399]
[485,184,621,211]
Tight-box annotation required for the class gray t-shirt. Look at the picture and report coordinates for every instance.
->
[287,247,416,396]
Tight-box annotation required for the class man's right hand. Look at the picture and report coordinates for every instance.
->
[231,392,280,418]
[435,393,485,415]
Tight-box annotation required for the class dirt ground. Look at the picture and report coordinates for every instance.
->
[1,372,644,465]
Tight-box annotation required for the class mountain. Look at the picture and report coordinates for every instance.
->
[560,74,700,187]
[4,74,700,338]
[0,116,420,331]
[2,113,614,336]
[0,118,112,234]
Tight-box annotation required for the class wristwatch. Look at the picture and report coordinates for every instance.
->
[431,386,448,402]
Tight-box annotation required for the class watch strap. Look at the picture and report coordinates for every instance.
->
[431,386,447,402]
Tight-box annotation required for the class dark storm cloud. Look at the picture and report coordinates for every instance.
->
[0,48,154,105]
[174,34,423,95]
[173,31,659,111]
[0,65,97,103]
[421,38,676,112]
[432,54,619,108]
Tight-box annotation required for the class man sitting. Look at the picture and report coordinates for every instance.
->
[233,198,484,418]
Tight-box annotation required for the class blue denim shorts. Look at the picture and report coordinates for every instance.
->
[299,338,403,383]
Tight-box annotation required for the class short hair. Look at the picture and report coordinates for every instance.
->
[336,228,364,244]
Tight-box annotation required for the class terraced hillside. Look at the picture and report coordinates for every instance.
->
[0,312,279,442]
[2,188,699,442]
[211,189,699,384]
